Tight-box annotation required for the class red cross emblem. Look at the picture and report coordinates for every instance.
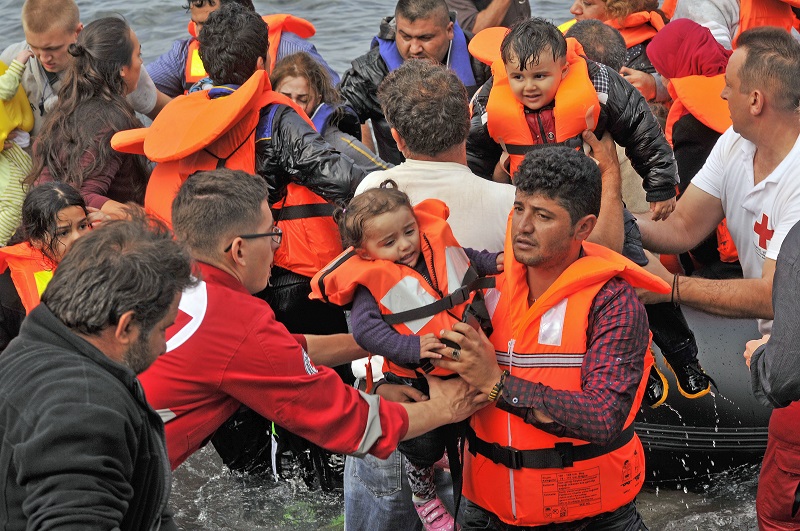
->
[753,213,774,249]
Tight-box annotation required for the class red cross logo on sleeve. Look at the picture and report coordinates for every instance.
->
[753,213,774,249]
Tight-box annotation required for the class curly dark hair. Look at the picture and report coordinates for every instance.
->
[514,147,601,225]
[199,2,269,85]
[378,60,469,157]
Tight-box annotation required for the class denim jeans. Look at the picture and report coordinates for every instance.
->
[344,450,457,531]
[461,498,648,531]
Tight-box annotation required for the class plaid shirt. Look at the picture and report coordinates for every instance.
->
[496,277,649,445]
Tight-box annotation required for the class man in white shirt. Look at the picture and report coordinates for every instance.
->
[638,27,800,336]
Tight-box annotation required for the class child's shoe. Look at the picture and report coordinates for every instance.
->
[666,359,715,399]
[643,365,668,408]
[414,496,460,531]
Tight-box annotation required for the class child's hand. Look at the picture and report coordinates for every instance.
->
[14,50,34,65]
[420,333,445,359]
[86,207,113,228]
[650,197,676,221]
[495,252,504,272]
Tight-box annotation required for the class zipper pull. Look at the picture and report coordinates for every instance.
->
[507,339,515,369]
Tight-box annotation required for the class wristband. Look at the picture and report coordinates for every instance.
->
[488,370,510,402]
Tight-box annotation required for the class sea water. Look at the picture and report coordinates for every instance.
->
[0,0,760,528]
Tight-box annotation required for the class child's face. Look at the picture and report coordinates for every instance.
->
[505,49,569,111]
[357,207,421,268]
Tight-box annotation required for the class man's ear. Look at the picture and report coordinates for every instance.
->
[114,310,138,346]
[74,23,84,39]
[390,128,407,154]
[750,89,764,116]
[257,55,267,74]
[574,214,597,241]
[447,20,454,40]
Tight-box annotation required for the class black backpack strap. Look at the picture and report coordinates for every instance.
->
[271,202,336,221]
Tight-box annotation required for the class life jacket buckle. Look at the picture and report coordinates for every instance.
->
[489,442,522,470]
[554,442,574,468]
[448,286,469,306]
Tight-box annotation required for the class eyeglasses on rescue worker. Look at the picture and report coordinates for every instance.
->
[223,226,283,252]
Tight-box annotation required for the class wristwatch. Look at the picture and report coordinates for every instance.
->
[488,370,510,402]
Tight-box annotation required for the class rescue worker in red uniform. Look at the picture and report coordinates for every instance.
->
[433,146,670,530]
[138,169,485,472]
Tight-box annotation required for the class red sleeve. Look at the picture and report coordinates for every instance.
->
[291,333,307,351]
[78,151,122,209]
[219,312,408,457]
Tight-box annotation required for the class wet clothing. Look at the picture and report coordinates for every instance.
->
[0,304,175,531]
[467,59,678,204]
[139,262,408,469]
[339,15,490,165]
[446,0,530,32]
[147,32,340,98]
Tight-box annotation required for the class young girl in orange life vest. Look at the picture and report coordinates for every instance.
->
[311,182,503,531]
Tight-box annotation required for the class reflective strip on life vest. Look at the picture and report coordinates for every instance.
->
[380,277,439,334]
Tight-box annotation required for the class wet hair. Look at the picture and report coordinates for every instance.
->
[501,18,567,70]
[183,0,254,11]
[42,214,195,336]
[378,59,469,157]
[736,27,800,113]
[199,2,269,85]
[395,0,450,25]
[514,147,601,225]
[22,0,80,34]
[270,52,341,107]
[604,0,659,21]
[336,180,413,249]
[15,182,87,266]
[172,168,269,259]
[28,17,148,192]
[565,19,627,71]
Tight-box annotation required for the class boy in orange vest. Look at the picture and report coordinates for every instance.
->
[467,18,677,222]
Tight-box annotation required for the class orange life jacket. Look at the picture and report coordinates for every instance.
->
[112,69,342,278]
[464,234,670,526]
[310,199,495,378]
[736,0,800,43]
[606,10,667,48]
[664,74,730,145]
[184,14,316,92]
[660,0,678,19]
[0,242,53,314]
[663,75,739,264]
[471,34,599,179]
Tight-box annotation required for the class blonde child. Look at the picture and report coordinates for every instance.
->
[0,49,35,244]
[311,182,502,531]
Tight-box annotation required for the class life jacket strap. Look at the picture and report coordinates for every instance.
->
[466,424,634,470]
[382,275,496,325]
[272,202,336,221]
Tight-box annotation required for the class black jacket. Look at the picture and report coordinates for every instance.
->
[0,305,176,531]
[255,103,365,206]
[339,15,491,165]
[466,59,678,203]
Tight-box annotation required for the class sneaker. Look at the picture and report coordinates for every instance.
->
[665,359,715,399]
[414,496,460,531]
[643,365,668,408]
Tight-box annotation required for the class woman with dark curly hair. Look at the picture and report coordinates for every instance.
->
[569,0,670,103]
[27,17,149,220]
